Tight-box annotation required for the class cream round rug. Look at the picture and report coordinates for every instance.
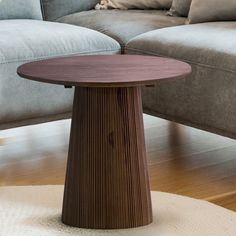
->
[0,186,235,236]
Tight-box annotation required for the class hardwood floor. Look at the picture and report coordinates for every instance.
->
[0,115,235,211]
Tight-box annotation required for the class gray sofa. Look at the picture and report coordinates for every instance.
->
[1,0,236,139]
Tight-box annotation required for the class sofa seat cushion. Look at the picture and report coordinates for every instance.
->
[0,20,120,64]
[126,22,236,138]
[0,20,120,128]
[42,0,100,21]
[126,22,236,76]
[57,10,186,50]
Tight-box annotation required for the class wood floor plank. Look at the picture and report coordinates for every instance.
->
[0,115,235,211]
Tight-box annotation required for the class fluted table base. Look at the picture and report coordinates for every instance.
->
[62,86,153,229]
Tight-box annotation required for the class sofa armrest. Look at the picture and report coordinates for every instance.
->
[42,0,100,21]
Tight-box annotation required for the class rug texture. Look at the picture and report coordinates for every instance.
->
[0,186,235,236]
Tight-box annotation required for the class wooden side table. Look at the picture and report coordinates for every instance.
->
[17,55,191,229]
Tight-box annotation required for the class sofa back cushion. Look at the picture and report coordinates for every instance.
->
[0,0,43,20]
[188,0,236,23]
[96,0,172,10]
[42,0,100,21]
[167,0,192,17]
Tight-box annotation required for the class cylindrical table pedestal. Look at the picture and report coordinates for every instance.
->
[62,86,152,229]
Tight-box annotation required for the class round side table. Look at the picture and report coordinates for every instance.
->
[17,55,191,229]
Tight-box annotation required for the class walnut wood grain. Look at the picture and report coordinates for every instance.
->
[62,87,152,229]
[17,55,191,229]
[17,55,191,87]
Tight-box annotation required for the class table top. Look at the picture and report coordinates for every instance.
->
[17,55,191,88]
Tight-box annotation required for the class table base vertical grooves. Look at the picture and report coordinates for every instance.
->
[62,86,153,229]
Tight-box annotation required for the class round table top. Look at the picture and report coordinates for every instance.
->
[17,55,191,88]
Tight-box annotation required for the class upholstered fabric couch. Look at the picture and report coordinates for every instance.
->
[1,0,235,139]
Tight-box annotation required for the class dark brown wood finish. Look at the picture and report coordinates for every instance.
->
[17,55,191,229]
[17,55,191,87]
[62,87,152,229]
